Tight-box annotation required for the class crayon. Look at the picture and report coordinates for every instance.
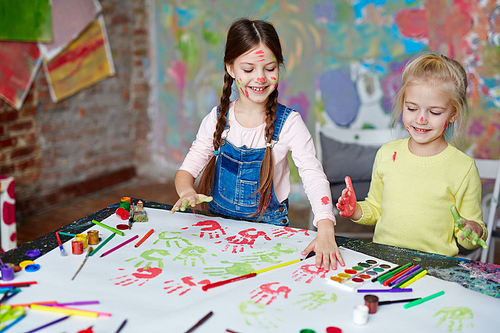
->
[404,290,444,309]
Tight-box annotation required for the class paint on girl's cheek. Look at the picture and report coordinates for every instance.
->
[392,151,397,162]
[442,121,447,134]
[405,125,410,133]
[321,196,330,205]
[271,76,277,81]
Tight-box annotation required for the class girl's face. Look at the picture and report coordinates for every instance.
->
[402,82,457,156]
[226,43,279,106]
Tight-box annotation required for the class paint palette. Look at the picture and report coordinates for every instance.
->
[325,248,396,291]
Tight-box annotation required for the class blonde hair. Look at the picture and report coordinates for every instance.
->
[391,53,469,141]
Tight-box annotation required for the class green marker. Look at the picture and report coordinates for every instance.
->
[404,290,445,309]
[91,219,125,236]
[89,233,116,257]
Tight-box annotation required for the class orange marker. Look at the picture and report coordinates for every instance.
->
[135,229,154,248]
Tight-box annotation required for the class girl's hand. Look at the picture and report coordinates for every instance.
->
[301,219,345,271]
[336,176,357,218]
[171,194,213,214]
[450,205,487,248]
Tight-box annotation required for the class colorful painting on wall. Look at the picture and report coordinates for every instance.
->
[0,0,52,42]
[43,15,115,102]
[0,41,41,109]
[38,0,102,60]
[151,0,500,178]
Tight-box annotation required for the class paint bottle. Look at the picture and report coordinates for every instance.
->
[87,230,99,245]
[120,197,131,211]
[0,263,15,281]
[72,240,84,255]
[353,304,369,325]
[364,294,379,314]
[75,234,88,249]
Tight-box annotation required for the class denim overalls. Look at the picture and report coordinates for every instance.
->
[208,103,294,226]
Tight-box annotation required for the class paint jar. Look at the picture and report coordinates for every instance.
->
[0,263,15,281]
[353,304,369,325]
[72,240,84,255]
[326,327,343,333]
[120,197,131,211]
[364,294,379,314]
[87,230,99,245]
[75,234,87,249]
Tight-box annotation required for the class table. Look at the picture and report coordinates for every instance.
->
[1,199,499,332]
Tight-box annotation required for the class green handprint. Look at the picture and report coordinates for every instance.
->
[434,306,474,331]
[241,243,298,264]
[154,231,193,248]
[450,205,487,249]
[173,246,207,266]
[125,249,170,269]
[293,290,337,310]
[204,261,254,278]
[238,300,284,329]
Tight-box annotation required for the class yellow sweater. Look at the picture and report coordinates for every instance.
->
[353,138,487,257]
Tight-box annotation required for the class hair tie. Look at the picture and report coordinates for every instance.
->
[214,150,219,156]
[266,143,272,148]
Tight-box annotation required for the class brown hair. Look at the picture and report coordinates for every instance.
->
[391,53,469,141]
[197,18,285,218]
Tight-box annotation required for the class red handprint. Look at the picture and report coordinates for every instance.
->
[292,264,328,284]
[163,276,211,296]
[250,282,291,305]
[223,228,271,253]
[192,220,227,239]
[272,226,310,238]
[111,267,163,286]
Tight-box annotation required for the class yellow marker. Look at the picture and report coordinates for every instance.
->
[400,269,427,288]
[30,304,99,317]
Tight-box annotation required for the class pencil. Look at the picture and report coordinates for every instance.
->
[135,229,154,248]
[91,219,125,236]
[404,290,445,309]
[186,311,213,333]
[24,315,70,333]
[89,233,116,256]
[100,235,139,258]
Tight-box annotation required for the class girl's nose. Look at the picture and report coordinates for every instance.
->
[417,115,426,124]
[257,77,265,84]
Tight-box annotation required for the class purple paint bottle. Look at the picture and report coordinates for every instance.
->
[0,263,15,281]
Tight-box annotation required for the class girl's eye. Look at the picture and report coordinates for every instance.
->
[407,107,417,111]
[243,69,253,73]
[266,67,276,72]
[430,111,441,116]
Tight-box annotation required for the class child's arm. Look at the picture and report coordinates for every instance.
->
[301,219,345,271]
[336,176,362,220]
[170,170,212,213]
[450,205,487,249]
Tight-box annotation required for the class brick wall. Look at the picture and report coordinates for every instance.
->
[0,0,151,218]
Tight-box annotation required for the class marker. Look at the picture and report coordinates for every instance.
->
[0,281,37,287]
[91,219,125,236]
[135,229,154,248]
[24,315,70,333]
[89,233,116,257]
[399,269,428,288]
[377,263,412,283]
[115,319,127,333]
[378,297,421,305]
[58,232,77,237]
[357,288,413,293]
[389,265,421,287]
[185,311,213,333]
[392,268,425,288]
[100,235,139,257]
[0,313,25,332]
[50,304,111,317]
[10,301,58,308]
[371,264,402,282]
[382,266,414,286]
[31,304,99,317]
[404,290,445,309]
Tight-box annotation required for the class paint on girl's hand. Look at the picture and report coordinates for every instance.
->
[293,290,337,310]
[321,196,330,205]
[392,151,397,162]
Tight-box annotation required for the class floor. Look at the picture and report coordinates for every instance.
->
[15,177,500,265]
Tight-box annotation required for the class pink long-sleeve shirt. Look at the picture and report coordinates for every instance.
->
[179,102,335,227]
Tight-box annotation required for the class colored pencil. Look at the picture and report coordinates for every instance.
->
[71,247,93,280]
[378,297,421,305]
[404,290,445,309]
[186,311,213,333]
[31,304,99,317]
[399,269,428,288]
[24,315,70,333]
[378,263,412,283]
[55,231,67,256]
[135,229,154,248]
[91,219,125,236]
[392,268,425,288]
[89,233,116,257]
[0,281,37,287]
[0,313,25,333]
[100,235,139,258]
[357,288,413,293]
[115,319,127,333]
[389,265,421,286]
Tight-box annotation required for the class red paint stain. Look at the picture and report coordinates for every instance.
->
[255,50,264,54]
[271,76,276,80]
[420,117,424,123]
[393,151,397,162]
[442,121,448,134]
[257,77,265,83]
[321,196,330,205]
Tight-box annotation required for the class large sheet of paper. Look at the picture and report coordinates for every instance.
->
[6,208,499,332]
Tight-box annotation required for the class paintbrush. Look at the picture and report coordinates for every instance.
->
[55,231,67,256]
[71,247,93,280]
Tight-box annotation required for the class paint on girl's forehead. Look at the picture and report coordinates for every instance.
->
[254,49,265,62]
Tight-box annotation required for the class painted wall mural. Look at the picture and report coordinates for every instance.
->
[152,0,500,177]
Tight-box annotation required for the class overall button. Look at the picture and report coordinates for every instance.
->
[278,207,284,212]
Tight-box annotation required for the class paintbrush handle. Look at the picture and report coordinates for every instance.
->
[202,273,256,291]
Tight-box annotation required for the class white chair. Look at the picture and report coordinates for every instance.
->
[470,158,500,263]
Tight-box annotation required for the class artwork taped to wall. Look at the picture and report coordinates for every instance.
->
[38,0,102,61]
[0,41,41,109]
[43,15,115,102]
[0,0,52,42]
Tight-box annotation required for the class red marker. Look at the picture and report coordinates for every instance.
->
[135,229,154,248]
